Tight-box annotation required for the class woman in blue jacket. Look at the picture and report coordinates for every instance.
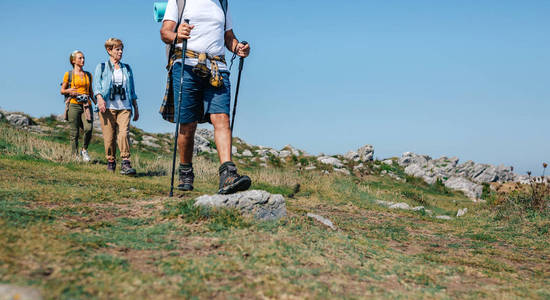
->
[93,38,139,175]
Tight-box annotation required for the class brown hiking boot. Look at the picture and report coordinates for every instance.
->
[177,165,194,191]
[218,162,251,195]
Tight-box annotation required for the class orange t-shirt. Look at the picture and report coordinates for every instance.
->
[63,71,92,105]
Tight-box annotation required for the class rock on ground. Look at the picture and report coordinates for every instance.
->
[6,113,34,127]
[444,177,483,200]
[194,190,286,221]
[0,284,43,300]
[457,208,468,217]
[317,156,344,168]
[307,213,336,230]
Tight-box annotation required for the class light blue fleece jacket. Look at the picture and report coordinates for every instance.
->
[93,60,138,103]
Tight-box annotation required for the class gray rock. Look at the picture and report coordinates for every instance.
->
[398,152,431,167]
[6,113,34,127]
[307,213,337,230]
[457,208,468,217]
[412,206,425,211]
[317,156,344,168]
[375,200,394,207]
[0,284,43,300]
[232,146,238,155]
[444,176,482,200]
[141,135,161,148]
[382,159,393,165]
[390,202,411,210]
[242,149,253,157]
[195,190,286,221]
[196,128,214,140]
[405,164,426,178]
[305,166,317,171]
[357,145,375,161]
[283,144,301,156]
[353,163,364,171]
[344,150,360,162]
[436,215,452,220]
[333,168,351,175]
[278,150,291,158]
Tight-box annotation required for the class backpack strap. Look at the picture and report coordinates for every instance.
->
[101,62,105,74]
[84,71,93,98]
[219,0,228,19]
[68,70,73,88]
[166,0,187,62]
[124,63,132,74]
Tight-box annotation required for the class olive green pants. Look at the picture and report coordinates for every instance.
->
[68,103,93,155]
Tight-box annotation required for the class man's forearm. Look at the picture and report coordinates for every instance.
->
[161,30,177,44]
[224,30,239,52]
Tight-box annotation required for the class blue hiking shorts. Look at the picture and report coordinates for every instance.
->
[172,62,231,124]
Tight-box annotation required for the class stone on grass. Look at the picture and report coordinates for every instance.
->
[333,168,351,175]
[456,208,468,217]
[375,200,394,207]
[195,190,286,221]
[242,149,253,157]
[317,156,344,168]
[0,284,43,300]
[307,213,336,230]
[436,215,452,220]
[6,113,34,127]
[444,177,483,200]
[389,202,411,210]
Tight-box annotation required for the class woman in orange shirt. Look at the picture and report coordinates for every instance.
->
[60,50,96,161]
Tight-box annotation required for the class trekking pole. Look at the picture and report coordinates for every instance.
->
[230,41,248,134]
[169,19,190,197]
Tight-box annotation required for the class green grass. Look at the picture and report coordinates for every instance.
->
[0,120,549,299]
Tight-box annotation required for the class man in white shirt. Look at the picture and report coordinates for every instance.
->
[160,0,251,194]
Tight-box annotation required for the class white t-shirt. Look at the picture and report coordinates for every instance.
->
[163,0,233,71]
[107,68,131,110]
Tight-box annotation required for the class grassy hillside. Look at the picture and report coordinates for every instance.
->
[0,117,549,299]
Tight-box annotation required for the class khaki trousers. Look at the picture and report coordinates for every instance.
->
[99,109,131,161]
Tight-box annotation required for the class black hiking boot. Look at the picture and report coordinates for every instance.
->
[218,162,251,195]
[120,160,136,176]
[177,164,194,191]
[107,160,116,173]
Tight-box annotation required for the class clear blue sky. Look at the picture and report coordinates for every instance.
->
[0,0,549,174]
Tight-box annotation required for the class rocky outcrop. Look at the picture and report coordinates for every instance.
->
[398,152,517,200]
[194,190,286,221]
[4,113,35,127]
[444,177,483,200]
[317,156,344,168]
[345,145,374,162]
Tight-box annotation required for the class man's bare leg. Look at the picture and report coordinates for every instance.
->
[210,113,232,163]
[210,113,251,194]
[178,121,198,164]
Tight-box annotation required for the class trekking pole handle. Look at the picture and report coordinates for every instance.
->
[238,41,248,71]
